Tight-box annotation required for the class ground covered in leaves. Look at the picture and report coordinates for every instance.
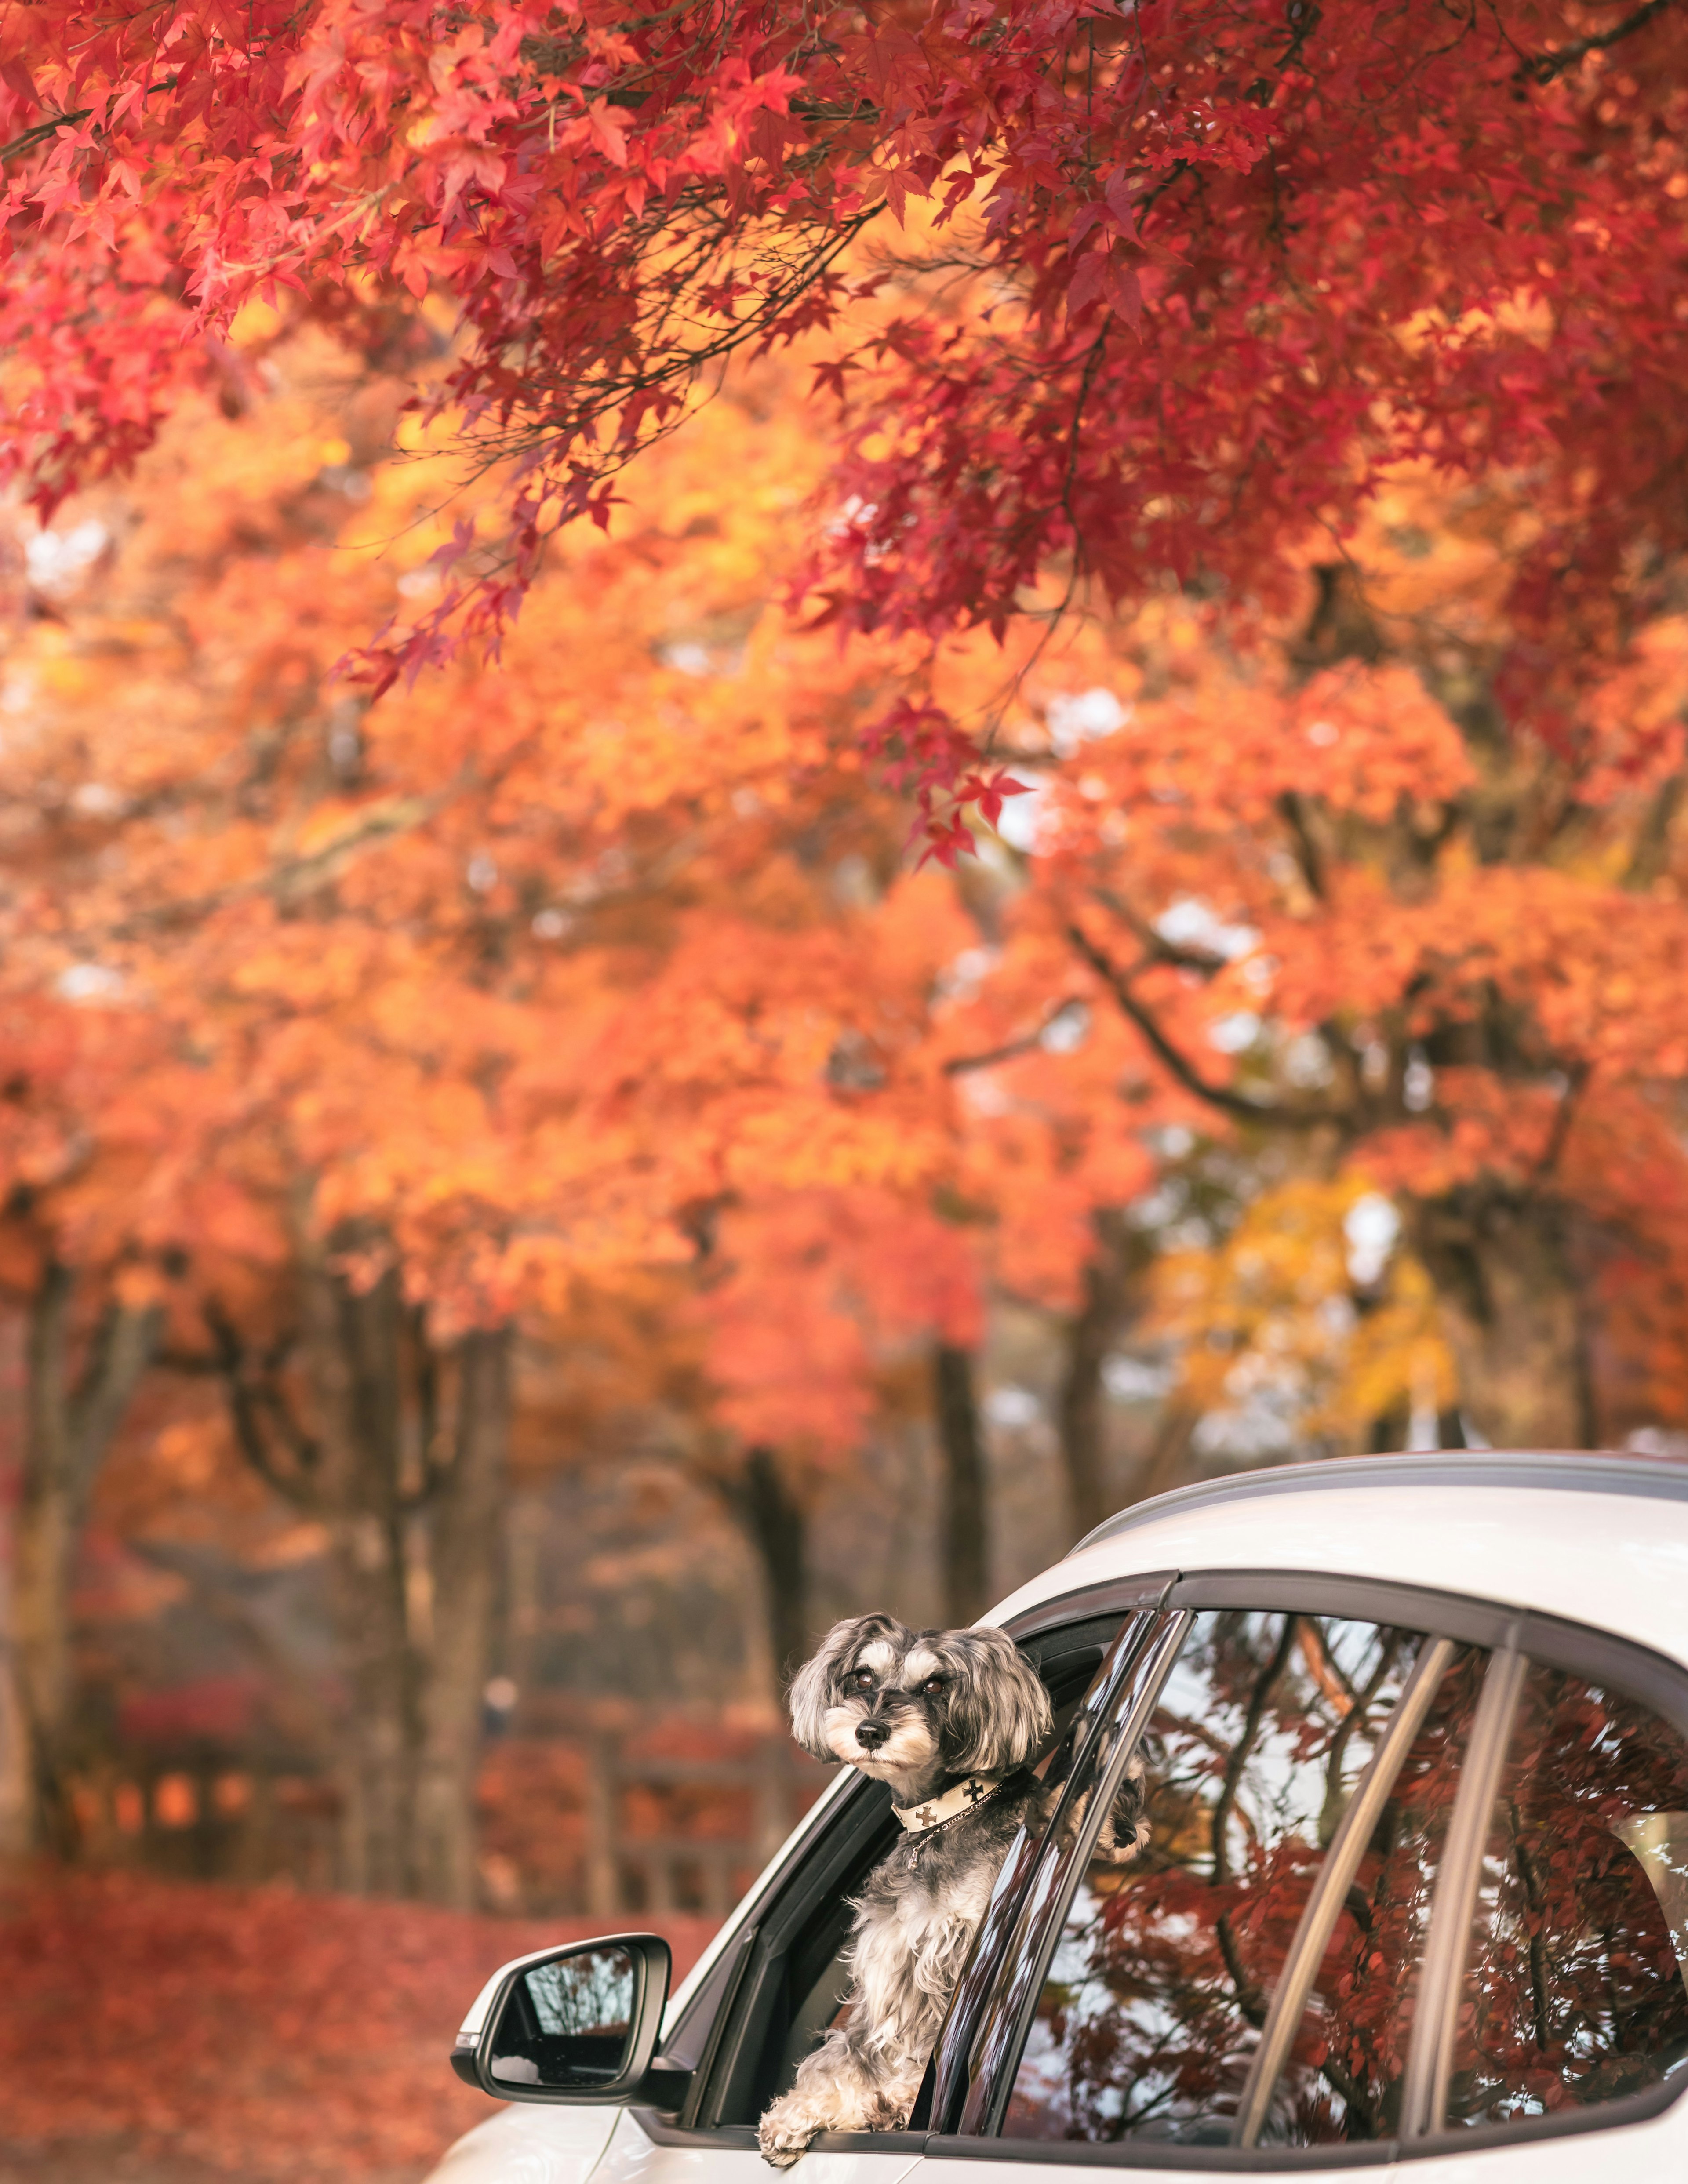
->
[0,1869,715,2182]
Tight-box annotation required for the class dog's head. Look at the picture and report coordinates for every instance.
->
[787,1613,1053,1792]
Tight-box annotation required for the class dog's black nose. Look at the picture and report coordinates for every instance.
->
[855,1720,889,1751]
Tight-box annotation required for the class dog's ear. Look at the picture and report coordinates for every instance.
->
[942,1627,1054,1775]
[786,1614,898,1761]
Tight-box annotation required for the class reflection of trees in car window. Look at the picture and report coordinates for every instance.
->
[1004,1612,1462,2148]
[1270,1643,1482,2144]
[1450,1664,1688,2128]
[527,1949,634,2039]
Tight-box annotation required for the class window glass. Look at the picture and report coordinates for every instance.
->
[932,1611,1164,2133]
[1002,1611,1470,2148]
[1447,1661,1688,2128]
[1269,1642,1485,2144]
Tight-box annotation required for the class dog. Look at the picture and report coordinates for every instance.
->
[757,1612,1148,2168]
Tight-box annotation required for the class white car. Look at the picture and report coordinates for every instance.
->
[431,1451,1688,2184]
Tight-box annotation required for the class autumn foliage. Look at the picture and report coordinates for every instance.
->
[3,25,1688,2176]
[1,0,1685,843]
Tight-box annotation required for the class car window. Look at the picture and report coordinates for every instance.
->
[1000,1610,1477,2148]
[925,1608,1167,2132]
[1444,1657,1688,2129]
[676,1605,1148,2134]
[1255,1637,1483,2144]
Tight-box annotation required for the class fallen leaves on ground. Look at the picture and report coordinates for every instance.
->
[0,1867,716,2182]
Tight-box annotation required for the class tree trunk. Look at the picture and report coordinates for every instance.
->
[1412,1193,1597,1448]
[932,1342,989,1627]
[11,1265,160,1855]
[414,1325,509,1908]
[222,1224,513,1903]
[1126,1402,1198,1510]
[1057,1222,1136,1544]
[301,1250,418,1897]
[721,1445,810,1695]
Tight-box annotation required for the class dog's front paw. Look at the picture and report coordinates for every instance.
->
[758,2097,817,2169]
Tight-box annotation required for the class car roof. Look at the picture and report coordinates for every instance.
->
[988,1450,1688,1668]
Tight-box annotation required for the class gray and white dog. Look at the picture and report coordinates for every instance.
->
[757,1612,1145,2168]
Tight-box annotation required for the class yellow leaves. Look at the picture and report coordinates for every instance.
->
[227,297,285,347]
[1349,464,1529,637]
[1152,1175,1453,1451]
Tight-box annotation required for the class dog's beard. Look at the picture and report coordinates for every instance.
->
[821,1701,939,1777]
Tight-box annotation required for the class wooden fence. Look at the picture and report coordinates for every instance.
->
[76,1722,825,1915]
[578,1731,816,1919]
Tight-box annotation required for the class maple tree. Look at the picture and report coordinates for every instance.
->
[2,0,1684,849]
[7,18,1688,1911]
[949,456,1688,1452]
[0,996,184,1857]
[0,315,1154,1884]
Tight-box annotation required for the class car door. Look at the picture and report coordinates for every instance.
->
[907,1573,1688,2184]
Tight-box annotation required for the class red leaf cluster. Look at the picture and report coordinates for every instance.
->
[3,0,1683,840]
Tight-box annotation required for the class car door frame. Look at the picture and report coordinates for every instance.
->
[917,1568,1688,2173]
[626,1579,1177,2159]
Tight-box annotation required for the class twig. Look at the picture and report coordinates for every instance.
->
[1066,919,1342,1130]
[1521,0,1674,79]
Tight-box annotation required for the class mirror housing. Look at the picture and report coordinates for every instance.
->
[451,1932,673,2105]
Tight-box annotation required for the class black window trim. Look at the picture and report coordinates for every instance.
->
[929,1586,1182,2137]
[970,1611,1194,2139]
[637,1564,1688,2167]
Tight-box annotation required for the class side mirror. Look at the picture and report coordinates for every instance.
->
[451,1933,672,2104]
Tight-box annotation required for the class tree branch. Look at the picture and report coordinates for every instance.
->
[942,997,1087,1075]
[1065,921,1342,1129]
[205,1304,321,1512]
[1521,0,1675,80]
[1532,1061,1590,1183]
[0,110,93,164]
[1275,791,1328,901]
[100,792,447,941]
[68,1297,163,1500]
[1091,885,1231,974]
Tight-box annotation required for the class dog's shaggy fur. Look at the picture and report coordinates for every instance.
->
[757,1613,1146,2168]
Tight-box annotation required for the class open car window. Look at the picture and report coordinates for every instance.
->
[646,1590,1168,2140]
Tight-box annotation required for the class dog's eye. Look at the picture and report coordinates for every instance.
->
[851,1668,875,1690]
[921,1676,946,1695]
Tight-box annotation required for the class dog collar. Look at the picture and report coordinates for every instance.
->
[891,1774,1005,1837]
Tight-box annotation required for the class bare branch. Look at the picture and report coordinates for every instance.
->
[1532,1061,1590,1182]
[205,1303,321,1512]
[1091,886,1232,974]
[1066,921,1342,1130]
[1522,0,1675,80]
[68,1298,163,1498]
[942,997,1087,1075]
